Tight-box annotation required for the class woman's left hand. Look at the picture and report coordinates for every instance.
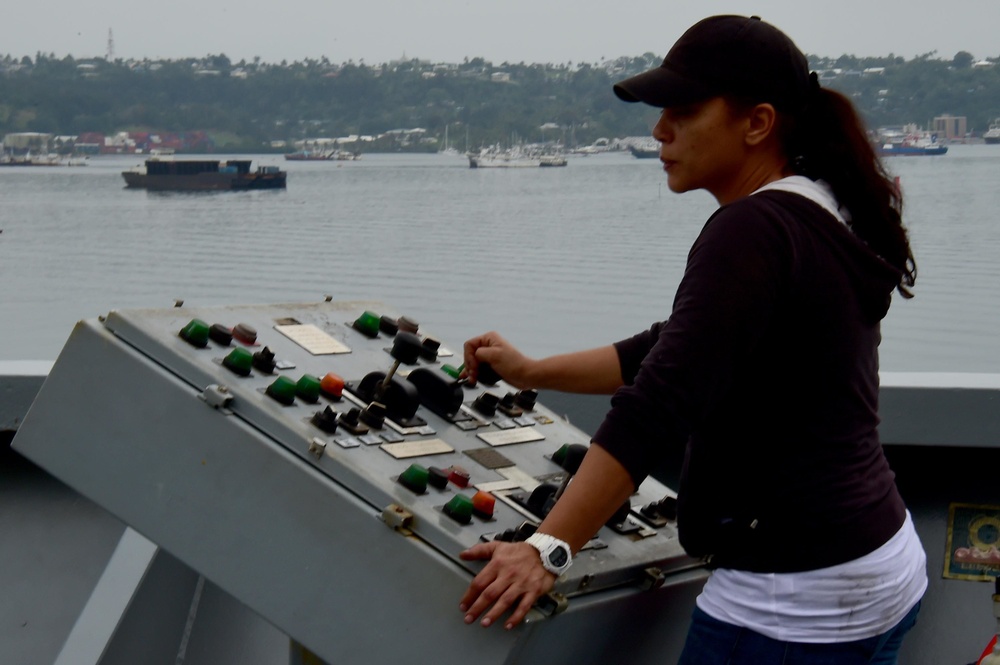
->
[459,540,556,630]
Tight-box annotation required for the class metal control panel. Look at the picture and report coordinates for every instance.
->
[14,301,706,664]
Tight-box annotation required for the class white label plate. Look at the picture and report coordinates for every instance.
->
[380,438,454,459]
[274,324,351,355]
[476,428,545,447]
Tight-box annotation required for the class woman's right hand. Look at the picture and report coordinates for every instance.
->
[462,331,534,389]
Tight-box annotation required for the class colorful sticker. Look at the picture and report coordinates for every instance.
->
[944,503,1000,581]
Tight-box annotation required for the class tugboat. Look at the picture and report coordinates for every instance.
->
[121,158,287,190]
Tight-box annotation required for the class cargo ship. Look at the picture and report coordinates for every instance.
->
[121,158,287,190]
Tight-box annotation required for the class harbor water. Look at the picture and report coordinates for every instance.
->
[1,148,999,373]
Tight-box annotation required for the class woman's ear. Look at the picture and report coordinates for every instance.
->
[745,103,778,146]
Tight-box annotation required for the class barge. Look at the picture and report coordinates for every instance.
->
[122,159,287,191]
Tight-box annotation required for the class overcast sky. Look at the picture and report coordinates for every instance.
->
[7,0,1000,65]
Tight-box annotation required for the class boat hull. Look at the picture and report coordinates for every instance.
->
[628,146,660,159]
[878,145,948,157]
[469,156,566,168]
[122,171,286,191]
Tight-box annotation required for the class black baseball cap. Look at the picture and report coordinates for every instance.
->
[613,15,810,111]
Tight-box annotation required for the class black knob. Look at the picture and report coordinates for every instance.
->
[337,407,369,434]
[420,336,441,361]
[605,499,632,527]
[476,362,502,386]
[472,391,500,417]
[209,323,233,346]
[252,347,277,374]
[340,407,361,426]
[310,406,339,434]
[639,496,677,520]
[428,466,449,490]
[360,402,387,429]
[391,331,423,365]
[406,367,464,419]
[553,443,588,475]
[498,392,523,417]
[378,315,399,336]
[526,483,558,518]
[513,521,538,542]
[494,528,516,542]
[514,389,538,410]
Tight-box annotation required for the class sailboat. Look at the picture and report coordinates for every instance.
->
[439,124,463,158]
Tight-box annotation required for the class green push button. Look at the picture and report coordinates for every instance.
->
[266,376,297,405]
[179,319,210,348]
[443,494,473,524]
[441,364,462,379]
[398,464,429,494]
[223,347,254,376]
[551,444,570,467]
[352,310,381,338]
[296,374,321,403]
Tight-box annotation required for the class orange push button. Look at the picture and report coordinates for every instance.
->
[320,372,345,400]
[472,491,495,519]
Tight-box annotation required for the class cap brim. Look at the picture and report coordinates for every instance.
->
[613,66,717,108]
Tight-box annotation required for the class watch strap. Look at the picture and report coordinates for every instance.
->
[525,532,573,576]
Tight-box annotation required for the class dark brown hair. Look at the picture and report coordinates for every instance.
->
[782,86,916,298]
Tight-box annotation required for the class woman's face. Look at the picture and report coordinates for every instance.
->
[651,97,755,204]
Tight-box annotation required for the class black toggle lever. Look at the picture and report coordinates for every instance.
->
[551,443,588,503]
[406,367,465,420]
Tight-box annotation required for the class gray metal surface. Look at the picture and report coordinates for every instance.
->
[12,301,705,664]
[54,529,159,665]
[0,360,52,432]
[8,310,1000,665]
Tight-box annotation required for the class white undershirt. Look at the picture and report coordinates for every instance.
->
[696,511,927,642]
[695,178,927,643]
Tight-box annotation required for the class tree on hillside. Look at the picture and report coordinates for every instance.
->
[953,51,975,69]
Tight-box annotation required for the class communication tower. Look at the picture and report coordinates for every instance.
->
[106,28,114,60]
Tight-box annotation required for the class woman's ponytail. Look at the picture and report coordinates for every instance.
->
[787,82,916,297]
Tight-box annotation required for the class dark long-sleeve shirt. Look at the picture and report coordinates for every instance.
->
[593,190,907,573]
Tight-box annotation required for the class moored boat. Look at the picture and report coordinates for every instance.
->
[468,144,567,168]
[875,130,948,157]
[284,149,332,161]
[983,118,1000,145]
[284,149,360,161]
[0,153,88,167]
[628,144,660,159]
[122,158,287,191]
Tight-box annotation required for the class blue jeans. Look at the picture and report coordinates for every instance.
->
[677,601,921,665]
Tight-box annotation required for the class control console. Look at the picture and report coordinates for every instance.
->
[13,300,705,664]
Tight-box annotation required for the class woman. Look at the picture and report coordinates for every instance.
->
[457,15,927,665]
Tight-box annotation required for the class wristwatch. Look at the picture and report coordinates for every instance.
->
[525,532,573,576]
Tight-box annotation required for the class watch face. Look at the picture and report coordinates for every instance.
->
[549,545,569,568]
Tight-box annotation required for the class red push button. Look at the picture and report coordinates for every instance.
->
[232,323,257,345]
[447,465,470,488]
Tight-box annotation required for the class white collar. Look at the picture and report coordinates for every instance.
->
[753,176,850,224]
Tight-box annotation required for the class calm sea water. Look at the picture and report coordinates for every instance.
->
[1,148,998,372]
